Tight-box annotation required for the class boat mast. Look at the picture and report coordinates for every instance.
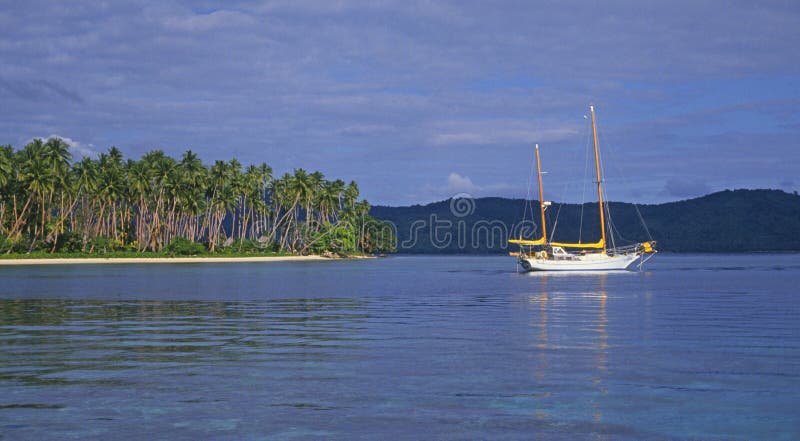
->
[589,105,607,253]
[535,144,547,242]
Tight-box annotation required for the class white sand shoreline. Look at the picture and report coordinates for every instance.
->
[0,255,355,265]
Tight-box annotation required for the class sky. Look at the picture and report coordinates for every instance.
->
[1,0,799,206]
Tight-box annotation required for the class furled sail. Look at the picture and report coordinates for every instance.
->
[549,239,605,249]
[509,237,547,246]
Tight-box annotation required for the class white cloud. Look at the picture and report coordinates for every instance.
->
[446,172,477,193]
[412,172,521,204]
[32,135,99,158]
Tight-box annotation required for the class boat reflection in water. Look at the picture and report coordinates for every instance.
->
[523,272,614,428]
[593,275,608,424]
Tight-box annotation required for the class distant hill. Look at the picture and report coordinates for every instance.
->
[370,189,800,253]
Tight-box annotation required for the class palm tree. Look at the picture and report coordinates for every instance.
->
[44,138,72,211]
[71,157,99,248]
[241,164,261,241]
[178,150,207,242]
[252,162,273,239]
[0,145,14,237]
[269,171,290,250]
[0,140,394,256]
[0,145,12,189]
[41,139,73,247]
[227,159,243,241]
[179,150,205,186]
[149,153,177,250]
[317,180,343,225]
[15,140,55,245]
[344,181,359,209]
[307,171,324,221]
[206,160,230,251]
[108,146,124,165]
[96,151,126,242]
[126,159,151,251]
[290,169,314,250]
[354,199,371,252]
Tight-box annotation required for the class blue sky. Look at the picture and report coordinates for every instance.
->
[1,0,799,205]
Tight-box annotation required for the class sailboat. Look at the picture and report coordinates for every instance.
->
[510,105,656,271]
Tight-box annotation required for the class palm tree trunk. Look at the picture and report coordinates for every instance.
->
[40,191,47,243]
[7,193,34,241]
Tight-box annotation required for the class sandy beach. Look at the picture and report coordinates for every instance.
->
[0,255,341,265]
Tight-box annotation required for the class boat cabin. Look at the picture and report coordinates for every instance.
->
[549,246,577,261]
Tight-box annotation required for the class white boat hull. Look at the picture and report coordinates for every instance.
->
[519,253,642,272]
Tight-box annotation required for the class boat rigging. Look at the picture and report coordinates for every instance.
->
[510,105,656,271]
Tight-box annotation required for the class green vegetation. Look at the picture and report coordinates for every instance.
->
[0,138,396,257]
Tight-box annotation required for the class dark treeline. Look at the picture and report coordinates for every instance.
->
[0,138,395,255]
[371,189,800,253]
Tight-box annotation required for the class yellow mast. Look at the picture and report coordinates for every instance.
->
[509,143,548,247]
[535,144,547,243]
[590,105,607,253]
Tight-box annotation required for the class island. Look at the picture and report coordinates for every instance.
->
[0,138,396,263]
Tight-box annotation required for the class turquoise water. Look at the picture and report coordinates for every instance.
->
[1,254,798,440]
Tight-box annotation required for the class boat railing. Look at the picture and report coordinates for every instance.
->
[608,243,643,255]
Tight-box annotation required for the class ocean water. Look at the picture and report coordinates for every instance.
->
[0,254,798,440]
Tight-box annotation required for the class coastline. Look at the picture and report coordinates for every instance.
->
[0,255,365,265]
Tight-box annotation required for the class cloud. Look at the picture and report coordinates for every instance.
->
[31,135,99,158]
[411,172,522,204]
[446,172,477,193]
